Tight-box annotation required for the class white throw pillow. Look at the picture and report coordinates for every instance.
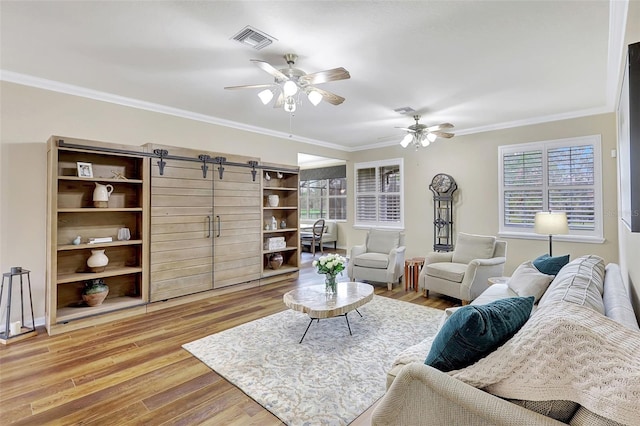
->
[507,261,554,303]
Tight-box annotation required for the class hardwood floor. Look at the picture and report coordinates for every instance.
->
[0,250,458,425]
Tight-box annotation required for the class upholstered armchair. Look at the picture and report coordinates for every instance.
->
[348,229,406,290]
[419,232,507,304]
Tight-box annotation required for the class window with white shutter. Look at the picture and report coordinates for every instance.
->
[354,159,404,228]
[498,135,602,242]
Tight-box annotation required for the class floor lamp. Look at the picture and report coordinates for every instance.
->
[534,211,569,256]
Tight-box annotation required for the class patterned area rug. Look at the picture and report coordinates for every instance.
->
[182,295,443,425]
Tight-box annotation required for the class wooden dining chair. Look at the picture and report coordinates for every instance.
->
[301,218,325,256]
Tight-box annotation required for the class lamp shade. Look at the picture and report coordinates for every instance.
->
[534,211,569,235]
[283,80,298,97]
[400,134,413,148]
[307,90,322,106]
[257,89,273,105]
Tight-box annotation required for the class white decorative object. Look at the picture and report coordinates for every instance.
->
[271,216,277,230]
[117,228,131,241]
[72,236,81,245]
[93,182,114,208]
[265,237,286,250]
[9,321,21,336]
[267,194,279,207]
[87,249,109,272]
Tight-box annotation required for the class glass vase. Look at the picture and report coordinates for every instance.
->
[325,273,338,295]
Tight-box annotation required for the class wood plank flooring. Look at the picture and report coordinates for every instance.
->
[0,250,458,425]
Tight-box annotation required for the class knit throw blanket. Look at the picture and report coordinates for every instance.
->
[450,301,640,426]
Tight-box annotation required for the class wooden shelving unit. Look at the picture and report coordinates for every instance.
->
[261,164,300,281]
[46,136,149,335]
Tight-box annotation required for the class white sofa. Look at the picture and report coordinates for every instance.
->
[300,219,338,250]
[372,256,640,426]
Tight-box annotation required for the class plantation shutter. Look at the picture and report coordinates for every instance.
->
[355,160,403,227]
[356,167,377,222]
[499,136,601,240]
[547,145,595,230]
[503,150,543,227]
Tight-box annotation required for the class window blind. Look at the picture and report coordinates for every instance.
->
[499,136,601,239]
[354,159,403,227]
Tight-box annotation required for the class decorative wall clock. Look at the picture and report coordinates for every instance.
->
[429,173,458,251]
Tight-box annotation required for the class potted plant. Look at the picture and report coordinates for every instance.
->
[82,278,109,307]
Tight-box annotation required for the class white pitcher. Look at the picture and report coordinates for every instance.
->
[93,182,114,202]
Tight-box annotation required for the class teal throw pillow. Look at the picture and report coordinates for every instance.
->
[425,296,534,372]
[533,254,570,276]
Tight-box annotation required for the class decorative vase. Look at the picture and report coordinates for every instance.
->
[82,278,109,307]
[267,194,279,207]
[93,183,114,208]
[325,273,338,295]
[87,249,109,272]
[280,220,287,229]
[269,252,284,269]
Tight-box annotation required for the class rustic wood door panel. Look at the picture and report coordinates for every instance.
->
[150,158,213,301]
[213,165,261,288]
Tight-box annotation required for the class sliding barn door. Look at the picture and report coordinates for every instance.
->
[149,150,214,301]
[212,162,262,288]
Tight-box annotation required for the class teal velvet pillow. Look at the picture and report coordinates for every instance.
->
[533,254,570,276]
[425,296,534,372]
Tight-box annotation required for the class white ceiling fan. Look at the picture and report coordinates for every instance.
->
[224,53,350,112]
[397,115,454,149]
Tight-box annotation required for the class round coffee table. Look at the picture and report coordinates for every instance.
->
[283,282,374,343]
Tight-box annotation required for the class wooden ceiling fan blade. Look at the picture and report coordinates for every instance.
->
[394,127,417,132]
[431,131,455,138]
[273,92,285,108]
[250,59,289,81]
[299,67,351,85]
[309,87,345,105]
[426,123,454,132]
[224,83,275,90]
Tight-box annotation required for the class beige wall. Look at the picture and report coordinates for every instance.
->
[618,0,640,320]
[0,82,348,322]
[0,59,631,326]
[345,114,619,276]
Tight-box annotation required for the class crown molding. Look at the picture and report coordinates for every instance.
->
[351,105,611,152]
[0,70,349,152]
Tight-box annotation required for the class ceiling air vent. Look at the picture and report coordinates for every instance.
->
[231,26,277,50]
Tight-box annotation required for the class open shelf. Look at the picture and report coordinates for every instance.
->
[263,246,298,255]
[56,296,146,323]
[58,239,143,251]
[58,176,143,184]
[261,265,299,278]
[47,136,149,335]
[57,267,143,284]
[58,207,143,213]
[261,165,300,280]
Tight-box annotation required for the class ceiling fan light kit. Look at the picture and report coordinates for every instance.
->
[307,90,323,106]
[225,53,350,113]
[398,115,455,150]
[258,89,274,105]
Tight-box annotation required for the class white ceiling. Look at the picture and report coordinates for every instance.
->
[0,1,625,151]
